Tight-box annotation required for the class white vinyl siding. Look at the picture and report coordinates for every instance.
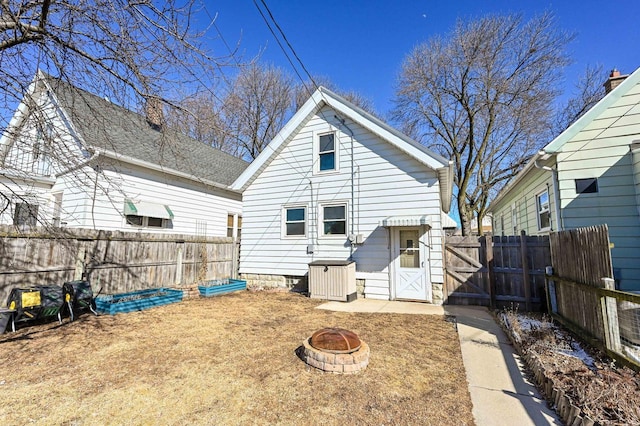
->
[46,160,241,237]
[240,105,445,295]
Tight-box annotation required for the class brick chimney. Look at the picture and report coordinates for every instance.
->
[604,68,628,94]
[145,96,164,130]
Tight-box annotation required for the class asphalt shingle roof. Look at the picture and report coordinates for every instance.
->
[45,76,248,187]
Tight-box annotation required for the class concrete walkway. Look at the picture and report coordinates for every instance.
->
[317,300,560,426]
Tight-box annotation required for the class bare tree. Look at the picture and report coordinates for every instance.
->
[0,0,231,115]
[0,0,236,230]
[294,76,378,117]
[165,90,242,157]
[224,63,294,159]
[553,64,607,136]
[393,13,573,235]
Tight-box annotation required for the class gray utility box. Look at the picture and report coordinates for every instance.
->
[308,260,356,302]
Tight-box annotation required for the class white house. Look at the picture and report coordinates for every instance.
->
[488,68,640,290]
[232,87,453,303]
[0,72,247,237]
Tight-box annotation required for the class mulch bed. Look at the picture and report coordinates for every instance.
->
[499,310,640,425]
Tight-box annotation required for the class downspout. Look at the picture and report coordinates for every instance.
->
[534,153,563,231]
[308,178,314,257]
[334,115,355,260]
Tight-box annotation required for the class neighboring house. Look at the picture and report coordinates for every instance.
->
[470,214,493,236]
[489,68,640,290]
[0,71,247,237]
[232,87,453,303]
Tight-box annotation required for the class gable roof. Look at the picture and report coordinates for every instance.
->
[489,66,640,210]
[544,66,640,154]
[231,86,454,212]
[37,72,248,189]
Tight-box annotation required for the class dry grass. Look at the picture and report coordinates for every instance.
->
[0,291,473,425]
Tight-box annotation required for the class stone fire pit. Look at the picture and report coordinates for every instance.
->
[301,327,369,374]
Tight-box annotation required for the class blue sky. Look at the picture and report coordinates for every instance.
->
[206,0,640,114]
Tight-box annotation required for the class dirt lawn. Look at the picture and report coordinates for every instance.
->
[0,291,473,425]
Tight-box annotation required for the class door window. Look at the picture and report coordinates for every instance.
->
[399,230,420,268]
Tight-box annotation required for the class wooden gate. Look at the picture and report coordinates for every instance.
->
[444,236,491,305]
[444,232,551,309]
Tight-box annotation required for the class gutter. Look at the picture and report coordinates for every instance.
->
[0,168,55,186]
[54,150,101,178]
[97,148,241,194]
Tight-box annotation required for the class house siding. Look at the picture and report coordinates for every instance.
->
[489,166,556,236]
[1,77,243,238]
[490,72,640,290]
[50,162,242,236]
[554,81,640,290]
[240,106,444,299]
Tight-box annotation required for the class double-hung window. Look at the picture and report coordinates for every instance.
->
[284,206,306,237]
[13,202,38,227]
[536,190,550,231]
[227,214,242,239]
[322,204,346,236]
[318,133,336,172]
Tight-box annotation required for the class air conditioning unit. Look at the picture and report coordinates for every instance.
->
[308,260,356,302]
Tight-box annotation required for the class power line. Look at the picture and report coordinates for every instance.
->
[256,0,318,92]
[252,0,312,95]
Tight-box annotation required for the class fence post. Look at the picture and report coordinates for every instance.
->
[520,230,531,311]
[74,244,85,281]
[601,277,621,353]
[175,242,184,284]
[232,241,240,279]
[485,234,495,308]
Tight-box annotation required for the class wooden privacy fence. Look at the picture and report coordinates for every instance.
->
[547,224,640,369]
[444,231,550,310]
[0,225,239,302]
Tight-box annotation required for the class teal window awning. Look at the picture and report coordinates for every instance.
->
[124,200,174,219]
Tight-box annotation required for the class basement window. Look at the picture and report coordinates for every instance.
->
[575,178,598,194]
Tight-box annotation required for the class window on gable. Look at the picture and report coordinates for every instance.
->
[575,178,598,194]
[14,202,38,227]
[512,205,518,235]
[318,133,336,171]
[285,207,306,237]
[322,204,346,235]
[536,190,550,230]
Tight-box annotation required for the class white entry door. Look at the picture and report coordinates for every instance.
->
[394,228,430,301]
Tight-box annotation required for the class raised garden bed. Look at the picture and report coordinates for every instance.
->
[198,279,246,297]
[95,288,183,315]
